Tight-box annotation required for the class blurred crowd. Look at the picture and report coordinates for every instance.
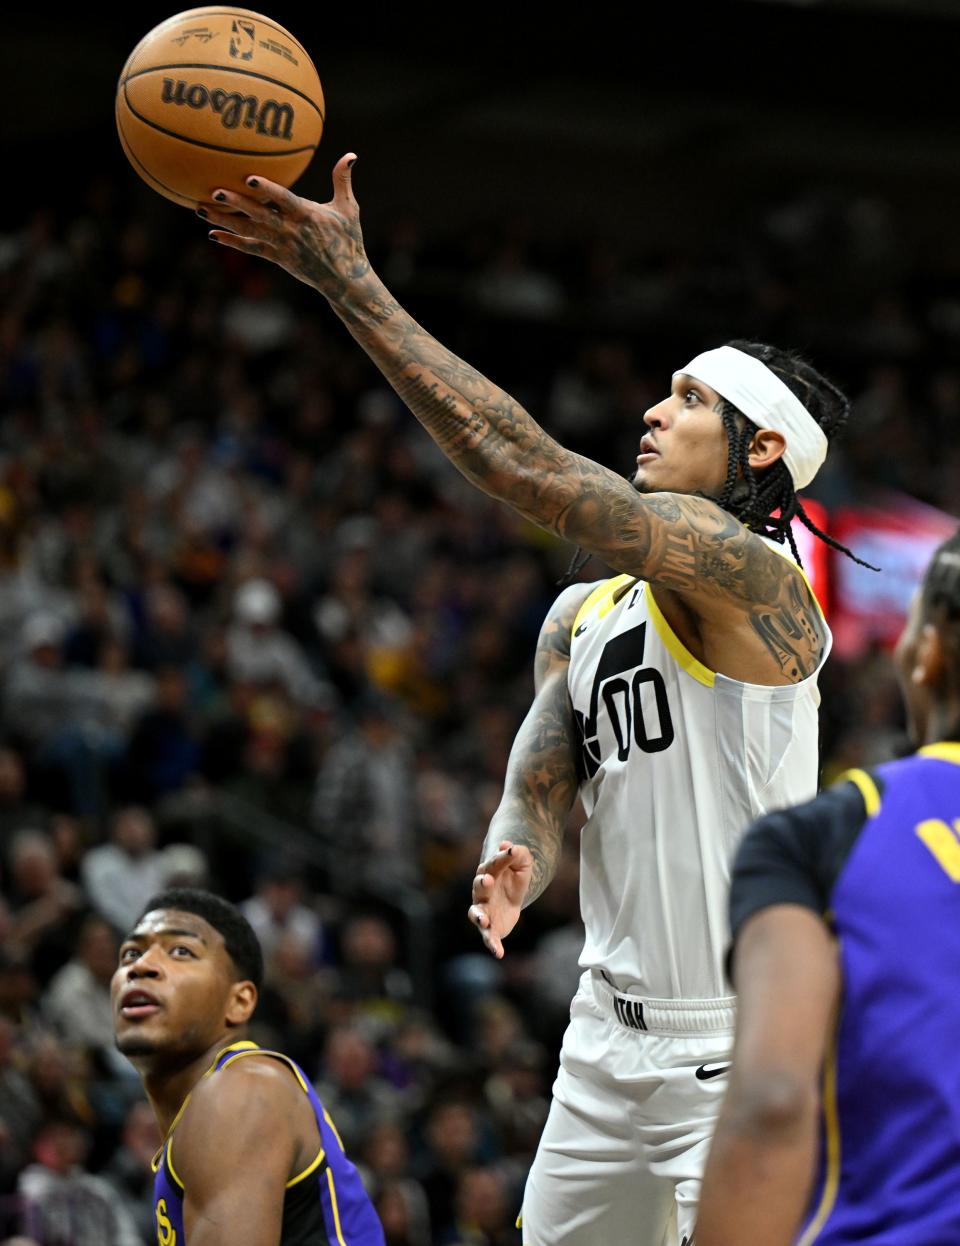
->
[0,171,953,1244]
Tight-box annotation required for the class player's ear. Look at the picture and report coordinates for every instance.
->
[746,428,787,473]
[225,981,258,1027]
[913,621,944,688]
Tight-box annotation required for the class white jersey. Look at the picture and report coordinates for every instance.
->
[567,555,831,1001]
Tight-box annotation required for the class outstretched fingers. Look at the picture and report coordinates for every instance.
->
[207,228,279,260]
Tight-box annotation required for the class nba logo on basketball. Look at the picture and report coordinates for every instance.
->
[230,20,255,60]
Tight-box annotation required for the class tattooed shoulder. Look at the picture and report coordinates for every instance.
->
[748,565,827,681]
[533,581,597,687]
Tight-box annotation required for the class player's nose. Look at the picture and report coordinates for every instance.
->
[643,400,669,430]
[127,949,163,978]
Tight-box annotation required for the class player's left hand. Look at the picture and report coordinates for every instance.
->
[468,840,535,960]
[201,153,370,297]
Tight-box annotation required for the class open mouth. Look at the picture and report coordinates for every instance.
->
[637,436,659,464]
[120,990,161,1020]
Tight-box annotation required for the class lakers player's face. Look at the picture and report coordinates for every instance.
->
[112,909,251,1060]
[634,375,730,497]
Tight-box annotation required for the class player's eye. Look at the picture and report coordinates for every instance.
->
[170,945,196,958]
[120,946,140,963]
[684,389,700,405]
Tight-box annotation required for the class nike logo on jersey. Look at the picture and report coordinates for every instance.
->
[695,1063,730,1081]
[574,622,589,636]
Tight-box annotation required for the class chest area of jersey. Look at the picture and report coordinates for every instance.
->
[569,584,679,780]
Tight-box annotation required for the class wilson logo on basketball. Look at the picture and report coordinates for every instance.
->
[160,79,294,139]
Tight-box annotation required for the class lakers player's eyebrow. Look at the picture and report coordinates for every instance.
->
[125,927,208,945]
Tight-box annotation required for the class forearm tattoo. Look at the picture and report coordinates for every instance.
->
[482,590,584,906]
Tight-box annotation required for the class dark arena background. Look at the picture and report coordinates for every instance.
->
[0,1,958,1241]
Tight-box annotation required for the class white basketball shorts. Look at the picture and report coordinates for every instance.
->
[519,970,736,1246]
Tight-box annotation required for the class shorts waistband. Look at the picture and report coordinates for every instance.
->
[590,971,736,1036]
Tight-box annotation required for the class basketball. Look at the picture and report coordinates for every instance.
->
[115,7,324,209]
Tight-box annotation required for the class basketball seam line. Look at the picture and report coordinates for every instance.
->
[121,81,319,158]
[120,63,324,121]
[115,106,194,206]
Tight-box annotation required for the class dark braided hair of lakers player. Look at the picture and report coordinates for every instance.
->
[921,527,960,712]
[560,338,874,584]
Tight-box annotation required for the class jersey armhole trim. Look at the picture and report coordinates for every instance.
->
[217,1046,310,1094]
[570,574,635,639]
[165,1139,186,1193]
[286,1145,325,1188]
[646,586,716,687]
[836,767,881,818]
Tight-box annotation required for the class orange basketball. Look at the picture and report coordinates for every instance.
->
[116,7,324,209]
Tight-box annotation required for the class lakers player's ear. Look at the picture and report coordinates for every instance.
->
[746,429,787,473]
[912,622,944,688]
[225,981,258,1028]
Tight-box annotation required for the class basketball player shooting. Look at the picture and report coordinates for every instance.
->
[113,888,384,1246]
[200,157,861,1245]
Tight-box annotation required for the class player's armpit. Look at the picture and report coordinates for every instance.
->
[175,1059,306,1246]
[696,905,840,1246]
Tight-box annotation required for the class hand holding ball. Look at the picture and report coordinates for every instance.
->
[116,7,324,208]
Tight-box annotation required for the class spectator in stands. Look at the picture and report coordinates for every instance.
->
[81,807,166,934]
[16,1119,144,1246]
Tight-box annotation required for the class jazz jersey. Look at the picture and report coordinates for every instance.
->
[152,1041,384,1246]
[568,563,829,1000]
[730,743,960,1244]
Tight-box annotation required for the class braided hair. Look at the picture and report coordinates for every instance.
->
[715,340,874,569]
[921,529,960,686]
[559,338,872,584]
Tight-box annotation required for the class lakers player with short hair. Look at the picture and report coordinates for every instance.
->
[112,888,384,1246]
[697,529,960,1246]
[201,158,860,1246]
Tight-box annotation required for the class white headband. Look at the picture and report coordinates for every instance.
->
[675,346,828,489]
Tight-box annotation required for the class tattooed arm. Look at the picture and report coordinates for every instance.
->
[467,584,587,958]
[204,160,825,682]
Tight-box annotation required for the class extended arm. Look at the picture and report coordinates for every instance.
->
[202,164,812,629]
[467,583,586,957]
[696,905,840,1246]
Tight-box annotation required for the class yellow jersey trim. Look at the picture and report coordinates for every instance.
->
[796,1034,841,1246]
[919,741,960,768]
[838,768,881,818]
[326,1166,348,1246]
[571,574,635,639]
[166,1138,185,1193]
[286,1145,325,1189]
[217,1045,310,1095]
[323,1107,345,1152]
[646,586,716,688]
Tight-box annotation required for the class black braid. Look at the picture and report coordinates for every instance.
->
[921,528,960,717]
[716,340,878,572]
[922,528,960,623]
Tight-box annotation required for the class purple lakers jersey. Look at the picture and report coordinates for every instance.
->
[152,1041,384,1245]
[730,742,960,1244]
